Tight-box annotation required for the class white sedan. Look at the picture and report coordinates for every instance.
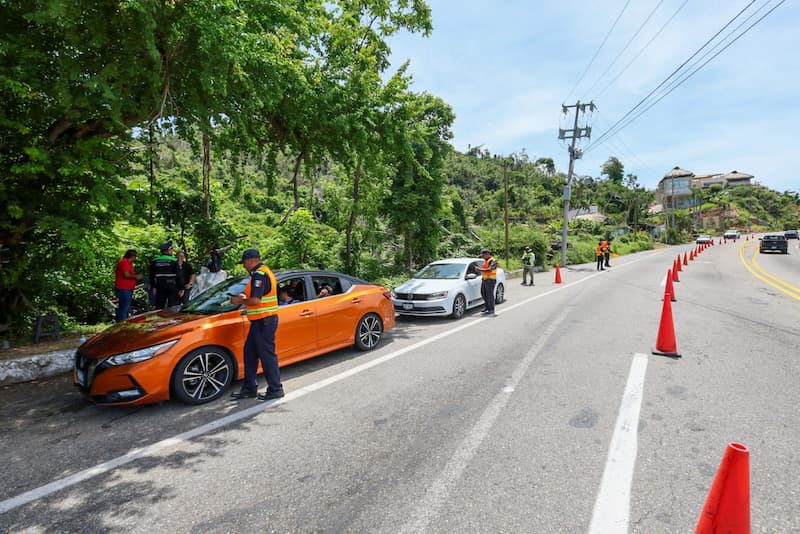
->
[392,257,506,319]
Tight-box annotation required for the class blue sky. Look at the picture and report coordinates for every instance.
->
[388,0,798,192]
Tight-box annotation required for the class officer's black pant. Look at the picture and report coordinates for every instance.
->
[604,252,611,267]
[597,256,604,270]
[243,315,282,393]
[155,286,180,309]
[481,279,496,313]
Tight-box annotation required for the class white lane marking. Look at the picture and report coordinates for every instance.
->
[0,251,663,515]
[399,305,574,534]
[588,353,649,534]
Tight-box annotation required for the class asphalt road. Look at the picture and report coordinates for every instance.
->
[1,240,798,533]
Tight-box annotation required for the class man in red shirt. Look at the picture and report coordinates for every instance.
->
[114,249,143,321]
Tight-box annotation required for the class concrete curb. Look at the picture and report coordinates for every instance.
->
[0,349,74,386]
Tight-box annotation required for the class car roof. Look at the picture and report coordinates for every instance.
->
[274,269,372,285]
[428,257,483,265]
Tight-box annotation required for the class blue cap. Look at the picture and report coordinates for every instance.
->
[238,249,260,263]
[158,241,173,252]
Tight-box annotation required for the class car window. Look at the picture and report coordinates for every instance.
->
[468,261,482,276]
[763,235,785,241]
[183,277,249,314]
[312,275,342,298]
[413,263,466,280]
[278,277,305,304]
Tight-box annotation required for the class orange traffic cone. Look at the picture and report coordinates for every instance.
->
[672,261,680,282]
[554,264,562,284]
[695,442,750,534]
[683,252,688,266]
[724,237,727,244]
[652,295,680,357]
[664,268,676,302]
[676,255,683,272]
[690,250,695,261]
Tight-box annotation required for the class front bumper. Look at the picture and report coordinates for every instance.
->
[74,349,172,405]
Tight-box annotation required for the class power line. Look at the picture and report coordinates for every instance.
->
[582,0,667,100]
[589,0,785,151]
[563,0,632,103]
[585,0,759,152]
[595,0,690,100]
[587,0,784,153]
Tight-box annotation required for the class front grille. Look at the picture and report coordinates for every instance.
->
[394,293,429,301]
[74,349,102,391]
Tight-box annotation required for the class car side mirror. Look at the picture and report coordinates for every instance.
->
[466,273,478,280]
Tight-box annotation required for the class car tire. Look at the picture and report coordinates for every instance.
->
[170,347,234,405]
[451,294,467,320]
[355,313,383,351]
[495,283,505,304]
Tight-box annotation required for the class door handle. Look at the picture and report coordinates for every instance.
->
[351,298,362,304]
[300,309,314,317]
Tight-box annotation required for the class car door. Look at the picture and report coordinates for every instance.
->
[275,275,317,363]
[465,261,484,307]
[312,275,360,349]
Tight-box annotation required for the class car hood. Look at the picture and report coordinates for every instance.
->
[394,278,467,294]
[79,309,221,359]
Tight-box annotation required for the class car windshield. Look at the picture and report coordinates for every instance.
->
[183,277,249,315]
[763,236,785,241]
[413,263,466,280]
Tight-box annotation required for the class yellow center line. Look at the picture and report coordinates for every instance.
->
[739,242,800,301]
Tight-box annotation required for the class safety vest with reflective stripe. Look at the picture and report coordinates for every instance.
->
[244,265,278,321]
[482,257,497,280]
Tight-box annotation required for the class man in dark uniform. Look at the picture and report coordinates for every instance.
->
[149,241,184,309]
[229,249,284,401]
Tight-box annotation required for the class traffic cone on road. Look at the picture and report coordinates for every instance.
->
[690,250,695,261]
[652,295,680,357]
[672,261,680,282]
[675,255,683,272]
[695,442,750,534]
[683,252,688,266]
[554,264,562,284]
[664,268,676,302]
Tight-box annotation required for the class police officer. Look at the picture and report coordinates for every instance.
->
[596,241,605,271]
[521,245,535,286]
[229,249,284,401]
[149,241,184,309]
[477,248,498,317]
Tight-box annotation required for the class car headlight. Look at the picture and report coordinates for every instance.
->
[104,340,178,367]
[425,291,448,300]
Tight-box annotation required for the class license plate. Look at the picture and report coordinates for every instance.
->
[76,368,86,386]
[402,303,413,311]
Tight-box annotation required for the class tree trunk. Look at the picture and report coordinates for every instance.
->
[202,133,211,219]
[345,158,362,272]
[404,228,412,272]
[148,125,156,224]
[279,151,304,225]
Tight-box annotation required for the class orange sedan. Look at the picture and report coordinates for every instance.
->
[74,270,396,406]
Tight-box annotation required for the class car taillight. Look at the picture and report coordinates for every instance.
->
[382,290,392,300]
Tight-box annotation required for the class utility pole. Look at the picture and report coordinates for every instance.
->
[558,101,595,267]
[503,159,510,270]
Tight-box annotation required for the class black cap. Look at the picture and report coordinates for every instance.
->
[238,249,260,263]
[480,248,490,254]
[524,246,531,251]
[158,241,173,252]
